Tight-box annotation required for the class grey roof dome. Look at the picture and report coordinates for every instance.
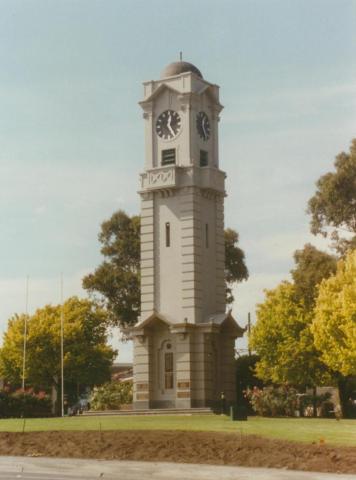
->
[160,61,203,79]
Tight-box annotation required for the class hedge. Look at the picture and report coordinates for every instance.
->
[0,390,52,418]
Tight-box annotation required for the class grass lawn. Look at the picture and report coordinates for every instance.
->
[0,415,355,446]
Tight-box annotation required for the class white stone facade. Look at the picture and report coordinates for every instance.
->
[131,62,244,410]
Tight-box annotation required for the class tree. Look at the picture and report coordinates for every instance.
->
[83,210,249,328]
[83,211,141,328]
[249,245,337,415]
[0,297,116,401]
[249,244,337,389]
[235,354,264,411]
[312,250,356,377]
[225,229,249,304]
[307,139,356,254]
[250,282,331,388]
[291,243,337,310]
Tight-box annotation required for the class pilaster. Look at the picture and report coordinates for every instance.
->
[133,333,152,409]
[215,194,225,313]
[172,323,194,408]
[180,187,203,324]
[140,192,155,317]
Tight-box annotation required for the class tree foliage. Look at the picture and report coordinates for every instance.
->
[0,390,52,418]
[235,354,264,409]
[235,354,263,391]
[90,381,133,410]
[225,228,249,304]
[250,282,331,388]
[83,210,248,328]
[307,139,356,254]
[312,249,356,377]
[0,297,116,392]
[83,211,141,328]
[291,243,337,309]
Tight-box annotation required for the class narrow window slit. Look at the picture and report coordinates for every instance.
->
[165,222,170,247]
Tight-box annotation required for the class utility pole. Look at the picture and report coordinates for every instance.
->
[60,273,64,417]
[22,276,29,391]
[247,312,251,357]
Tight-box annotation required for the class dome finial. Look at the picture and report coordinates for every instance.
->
[161,59,203,79]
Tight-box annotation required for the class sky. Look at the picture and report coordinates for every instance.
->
[0,0,355,361]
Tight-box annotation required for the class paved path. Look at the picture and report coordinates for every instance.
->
[0,457,355,480]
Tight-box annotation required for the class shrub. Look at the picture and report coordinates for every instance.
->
[90,381,133,410]
[0,389,52,418]
[245,386,298,417]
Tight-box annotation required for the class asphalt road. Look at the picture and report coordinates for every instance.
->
[0,457,355,480]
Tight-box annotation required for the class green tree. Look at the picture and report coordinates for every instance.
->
[250,282,331,388]
[225,228,249,304]
[307,139,356,254]
[291,243,337,309]
[235,354,263,391]
[83,211,140,328]
[0,297,116,399]
[235,354,264,410]
[312,250,356,377]
[83,210,248,328]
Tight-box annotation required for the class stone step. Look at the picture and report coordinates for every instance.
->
[83,407,213,416]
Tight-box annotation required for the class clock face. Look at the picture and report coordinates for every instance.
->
[196,111,211,141]
[156,110,181,140]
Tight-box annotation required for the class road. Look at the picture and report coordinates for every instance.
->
[0,457,355,480]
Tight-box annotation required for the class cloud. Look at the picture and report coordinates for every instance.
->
[223,83,356,125]
[34,205,47,215]
[0,270,87,325]
[247,230,331,266]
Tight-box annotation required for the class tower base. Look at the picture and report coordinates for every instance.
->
[129,312,245,410]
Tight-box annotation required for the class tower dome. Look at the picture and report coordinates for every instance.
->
[160,61,203,79]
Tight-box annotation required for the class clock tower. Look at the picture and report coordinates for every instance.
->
[130,60,244,410]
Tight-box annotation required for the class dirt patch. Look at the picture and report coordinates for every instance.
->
[0,430,355,474]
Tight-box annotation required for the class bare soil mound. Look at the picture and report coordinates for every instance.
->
[0,430,355,474]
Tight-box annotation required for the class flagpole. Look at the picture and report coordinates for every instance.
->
[22,276,29,391]
[60,273,64,417]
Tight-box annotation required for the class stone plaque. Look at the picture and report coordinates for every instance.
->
[177,381,190,389]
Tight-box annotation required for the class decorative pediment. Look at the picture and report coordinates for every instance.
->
[133,311,173,330]
[139,83,180,107]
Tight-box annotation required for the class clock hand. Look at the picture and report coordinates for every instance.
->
[202,118,207,139]
[167,112,175,137]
